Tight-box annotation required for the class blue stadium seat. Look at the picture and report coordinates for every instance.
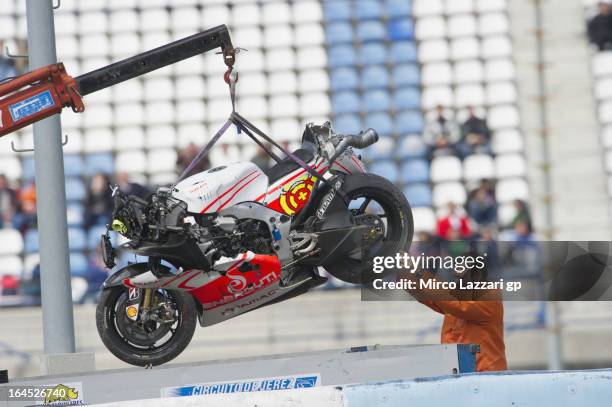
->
[388,18,414,41]
[400,159,430,184]
[333,115,362,134]
[395,111,425,134]
[389,42,418,64]
[386,0,412,18]
[393,64,421,87]
[85,153,114,176]
[365,113,393,136]
[403,184,432,207]
[325,22,353,44]
[362,90,391,112]
[70,252,88,275]
[394,88,421,110]
[357,21,386,42]
[328,45,357,67]
[67,202,84,226]
[331,67,359,91]
[65,178,86,202]
[324,1,351,21]
[22,157,36,180]
[397,135,428,160]
[64,155,84,178]
[355,0,383,20]
[370,161,399,183]
[24,229,39,253]
[359,43,387,65]
[332,91,360,114]
[68,227,87,251]
[365,137,394,162]
[361,66,389,89]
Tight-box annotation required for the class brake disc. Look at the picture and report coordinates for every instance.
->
[115,293,175,347]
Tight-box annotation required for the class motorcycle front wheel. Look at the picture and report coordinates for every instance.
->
[323,173,414,284]
[96,286,197,367]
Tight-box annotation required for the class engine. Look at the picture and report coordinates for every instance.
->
[110,187,274,268]
[192,215,274,260]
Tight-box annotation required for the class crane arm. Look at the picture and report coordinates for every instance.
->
[0,25,235,137]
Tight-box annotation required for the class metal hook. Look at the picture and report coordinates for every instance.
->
[10,134,68,153]
[4,46,28,59]
[11,141,33,153]
[53,0,61,9]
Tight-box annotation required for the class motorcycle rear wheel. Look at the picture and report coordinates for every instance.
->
[323,173,414,284]
[96,286,197,367]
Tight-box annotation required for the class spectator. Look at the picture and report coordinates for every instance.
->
[588,2,612,51]
[85,173,113,228]
[436,202,472,240]
[0,174,18,228]
[423,105,461,159]
[177,142,211,178]
[0,40,17,82]
[508,220,534,243]
[504,220,540,277]
[474,227,500,276]
[13,181,37,233]
[467,181,497,226]
[81,245,112,302]
[116,171,150,199]
[511,199,532,233]
[460,106,492,156]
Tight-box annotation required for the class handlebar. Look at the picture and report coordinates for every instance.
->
[327,128,379,163]
[343,128,379,149]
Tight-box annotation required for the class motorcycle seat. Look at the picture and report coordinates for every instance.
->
[265,145,316,183]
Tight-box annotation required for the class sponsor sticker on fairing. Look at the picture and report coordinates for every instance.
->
[316,179,343,219]
[161,373,321,397]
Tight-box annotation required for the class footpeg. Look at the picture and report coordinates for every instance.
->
[289,232,318,256]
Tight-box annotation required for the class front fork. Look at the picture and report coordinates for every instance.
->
[125,287,157,322]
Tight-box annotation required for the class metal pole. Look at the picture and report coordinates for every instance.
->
[534,0,562,370]
[26,0,75,354]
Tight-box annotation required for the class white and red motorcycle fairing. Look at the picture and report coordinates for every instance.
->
[122,147,365,326]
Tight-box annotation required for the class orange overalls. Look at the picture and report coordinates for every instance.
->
[420,300,507,372]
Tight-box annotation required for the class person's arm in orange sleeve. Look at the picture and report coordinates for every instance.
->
[401,270,498,321]
[428,301,497,322]
[400,270,454,313]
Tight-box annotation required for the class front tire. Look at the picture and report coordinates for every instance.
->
[96,286,197,367]
[323,173,414,284]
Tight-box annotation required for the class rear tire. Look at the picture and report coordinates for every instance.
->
[323,174,414,284]
[96,286,197,367]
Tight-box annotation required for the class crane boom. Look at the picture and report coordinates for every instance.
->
[0,25,235,137]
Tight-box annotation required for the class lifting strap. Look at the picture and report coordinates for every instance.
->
[176,69,348,206]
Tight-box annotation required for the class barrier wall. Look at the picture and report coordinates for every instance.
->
[96,369,612,407]
[0,344,475,406]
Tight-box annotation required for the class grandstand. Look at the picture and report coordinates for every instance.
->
[0,0,530,290]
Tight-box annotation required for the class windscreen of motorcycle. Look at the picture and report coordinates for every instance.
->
[172,162,269,213]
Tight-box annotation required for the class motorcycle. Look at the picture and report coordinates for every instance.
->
[96,121,413,366]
